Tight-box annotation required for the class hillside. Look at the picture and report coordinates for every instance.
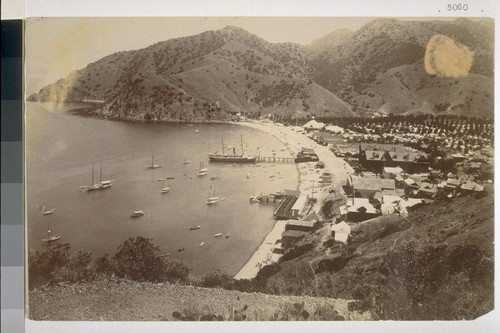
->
[29,279,370,321]
[310,18,494,117]
[28,18,493,120]
[28,26,353,121]
[253,187,494,320]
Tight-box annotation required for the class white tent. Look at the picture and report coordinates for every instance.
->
[303,120,325,130]
[381,203,396,215]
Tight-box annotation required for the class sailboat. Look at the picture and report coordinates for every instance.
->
[87,162,112,191]
[209,135,256,163]
[206,186,219,205]
[197,161,208,176]
[148,156,162,169]
[41,204,55,215]
[42,228,60,242]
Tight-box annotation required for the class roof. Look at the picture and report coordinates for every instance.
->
[446,178,461,187]
[350,176,396,191]
[460,182,484,192]
[365,150,386,161]
[285,220,315,229]
[359,143,406,152]
[291,194,308,211]
[331,221,351,234]
[389,152,428,163]
[303,211,320,222]
[281,230,309,239]
[384,167,404,175]
[334,233,349,244]
[345,198,378,214]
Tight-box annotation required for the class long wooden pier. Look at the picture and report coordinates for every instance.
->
[256,156,295,163]
[273,195,299,219]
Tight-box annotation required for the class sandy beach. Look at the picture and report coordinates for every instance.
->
[234,120,354,280]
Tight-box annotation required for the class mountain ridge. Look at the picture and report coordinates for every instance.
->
[28,18,494,119]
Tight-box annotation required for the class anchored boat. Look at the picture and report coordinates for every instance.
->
[130,210,144,218]
[209,135,256,163]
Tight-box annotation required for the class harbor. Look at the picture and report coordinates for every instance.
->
[26,102,300,276]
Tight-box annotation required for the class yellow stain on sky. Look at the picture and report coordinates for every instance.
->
[424,34,474,78]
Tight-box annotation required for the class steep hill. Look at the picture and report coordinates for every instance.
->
[28,18,493,120]
[255,188,494,320]
[28,26,353,121]
[307,28,354,54]
[310,18,494,117]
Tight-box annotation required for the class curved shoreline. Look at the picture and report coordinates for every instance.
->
[233,120,355,280]
[233,121,300,280]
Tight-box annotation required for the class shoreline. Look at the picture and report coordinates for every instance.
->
[233,120,354,280]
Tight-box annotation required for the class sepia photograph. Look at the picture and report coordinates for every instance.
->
[25,16,494,323]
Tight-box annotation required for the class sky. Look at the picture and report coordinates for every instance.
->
[25,16,461,95]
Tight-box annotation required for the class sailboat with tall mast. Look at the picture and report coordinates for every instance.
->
[206,186,219,205]
[209,135,256,163]
[87,162,112,191]
[148,155,162,169]
[197,161,208,176]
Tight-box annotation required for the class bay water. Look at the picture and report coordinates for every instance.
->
[26,102,298,276]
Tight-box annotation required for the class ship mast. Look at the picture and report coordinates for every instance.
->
[241,135,244,155]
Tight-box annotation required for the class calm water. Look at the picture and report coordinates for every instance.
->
[26,102,298,275]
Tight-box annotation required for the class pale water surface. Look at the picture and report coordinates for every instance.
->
[26,102,298,275]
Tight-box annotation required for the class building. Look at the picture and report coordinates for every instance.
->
[360,150,387,172]
[295,148,319,163]
[385,152,429,173]
[348,175,396,199]
[383,166,404,179]
[340,198,379,222]
[320,172,333,184]
[285,219,316,232]
[330,221,351,243]
[281,230,309,249]
[291,194,309,219]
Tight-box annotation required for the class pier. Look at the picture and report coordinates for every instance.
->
[256,156,295,163]
[273,195,299,220]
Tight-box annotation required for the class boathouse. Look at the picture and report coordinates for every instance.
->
[284,219,316,232]
[291,194,308,219]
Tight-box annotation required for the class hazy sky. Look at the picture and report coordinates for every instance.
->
[25,17,458,95]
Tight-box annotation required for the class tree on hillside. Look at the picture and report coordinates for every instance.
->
[112,236,190,283]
